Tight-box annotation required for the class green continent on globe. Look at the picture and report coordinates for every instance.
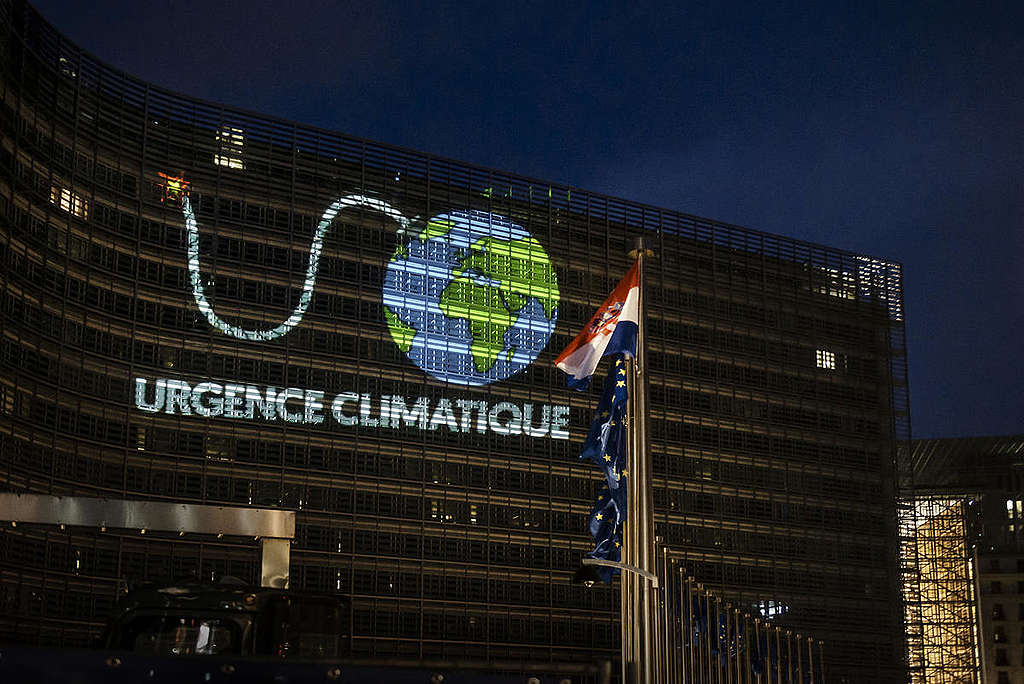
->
[385,305,417,353]
[438,235,559,373]
[417,217,456,242]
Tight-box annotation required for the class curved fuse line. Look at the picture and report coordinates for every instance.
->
[183,193,410,341]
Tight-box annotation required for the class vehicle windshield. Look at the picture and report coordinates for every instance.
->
[118,615,247,656]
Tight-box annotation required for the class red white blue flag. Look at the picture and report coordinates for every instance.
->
[554,261,639,389]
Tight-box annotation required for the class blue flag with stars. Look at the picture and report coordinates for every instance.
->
[586,484,623,582]
[580,356,629,495]
[581,354,629,582]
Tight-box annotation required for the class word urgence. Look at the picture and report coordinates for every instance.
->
[134,377,570,440]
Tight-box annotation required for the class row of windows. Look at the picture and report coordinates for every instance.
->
[0,326,885,450]
[0,372,886,484]
[0,286,886,440]
[992,603,1024,622]
[4,87,898,319]
[987,558,1024,574]
[4,101,139,197]
[6,179,888,374]
[1,421,884,533]
[0,524,891,623]
[0,433,885,558]
[0,216,884,392]
[0,126,897,358]
[987,579,1024,594]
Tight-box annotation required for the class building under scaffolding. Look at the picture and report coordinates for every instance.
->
[903,436,1024,684]
[901,496,980,683]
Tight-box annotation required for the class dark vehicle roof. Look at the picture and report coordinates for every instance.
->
[111,583,348,618]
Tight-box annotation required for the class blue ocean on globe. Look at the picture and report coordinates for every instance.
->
[381,210,560,386]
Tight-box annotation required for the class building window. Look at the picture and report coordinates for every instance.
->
[998,671,1009,684]
[993,581,1004,594]
[214,126,245,169]
[815,349,836,370]
[757,599,789,619]
[58,55,77,78]
[997,648,1009,666]
[996,626,1008,642]
[811,265,856,299]
[992,559,1002,572]
[50,184,89,219]
[157,171,189,204]
[1019,603,1024,621]
[995,604,1007,621]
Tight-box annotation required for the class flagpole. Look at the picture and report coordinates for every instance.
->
[624,237,657,683]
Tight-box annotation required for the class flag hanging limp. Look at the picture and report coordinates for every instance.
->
[555,262,641,582]
[580,356,629,582]
[554,262,639,390]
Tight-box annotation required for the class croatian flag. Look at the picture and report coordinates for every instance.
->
[555,261,639,389]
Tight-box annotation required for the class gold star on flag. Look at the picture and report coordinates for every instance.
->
[621,470,628,477]
[616,380,625,387]
[595,513,603,521]
[603,455,612,462]
[618,368,626,375]
[601,411,610,417]
[615,541,621,547]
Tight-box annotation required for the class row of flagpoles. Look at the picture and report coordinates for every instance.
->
[555,240,824,682]
[657,550,825,683]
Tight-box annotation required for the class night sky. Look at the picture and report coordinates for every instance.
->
[32,0,1024,439]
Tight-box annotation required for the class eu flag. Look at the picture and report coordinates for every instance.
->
[579,356,629,493]
[580,354,630,582]
[586,484,623,582]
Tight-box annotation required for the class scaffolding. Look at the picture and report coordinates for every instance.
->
[901,496,980,683]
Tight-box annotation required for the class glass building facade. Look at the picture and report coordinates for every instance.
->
[0,0,911,680]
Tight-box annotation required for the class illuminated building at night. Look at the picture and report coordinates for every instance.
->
[904,435,1024,684]
[0,1,910,680]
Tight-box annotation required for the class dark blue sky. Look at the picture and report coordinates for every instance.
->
[35,0,1024,438]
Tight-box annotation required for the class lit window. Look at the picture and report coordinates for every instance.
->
[214,126,245,169]
[816,349,836,370]
[756,599,789,619]
[158,172,190,204]
[58,56,76,78]
[136,428,146,451]
[812,265,856,299]
[50,185,89,219]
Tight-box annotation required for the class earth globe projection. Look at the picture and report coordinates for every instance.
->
[382,210,560,386]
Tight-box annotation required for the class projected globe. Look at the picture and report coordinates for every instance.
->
[382,210,559,386]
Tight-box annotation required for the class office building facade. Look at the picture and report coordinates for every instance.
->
[0,1,910,680]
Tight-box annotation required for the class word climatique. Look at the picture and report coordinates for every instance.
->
[134,378,570,440]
